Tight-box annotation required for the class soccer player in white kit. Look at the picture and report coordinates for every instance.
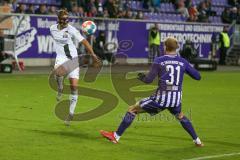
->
[50,9,101,125]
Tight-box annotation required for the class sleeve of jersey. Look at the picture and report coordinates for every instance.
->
[185,61,201,80]
[142,59,159,83]
[70,26,85,43]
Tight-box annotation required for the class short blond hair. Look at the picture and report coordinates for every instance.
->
[164,37,179,52]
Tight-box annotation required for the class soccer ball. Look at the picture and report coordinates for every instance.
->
[81,20,97,35]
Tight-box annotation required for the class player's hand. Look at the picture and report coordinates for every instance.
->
[137,73,146,81]
[92,54,102,68]
[82,30,90,36]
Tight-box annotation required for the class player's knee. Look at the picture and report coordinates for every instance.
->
[128,105,140,114]
[70,78,78,93]
[55,66,66,77]
[70,78,79,91]
[127,106,134,113]
[71,86,78,91]
[175,112,184,120]
[70,88,78,95]
[70,83,78,91]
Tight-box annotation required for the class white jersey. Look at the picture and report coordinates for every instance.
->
[50,24,84,79]
[50,24,85,59]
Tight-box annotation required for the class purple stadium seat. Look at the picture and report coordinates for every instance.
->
[29,0,35,4]
[35,0,41,4]
[217,17,222,23]
[141,0,227,24]
[209,16,214,22]
[160,3,175,13]
[131,1,137,10]
[153,13,159,20]
[160,3,166,11]
[169,4,175,12]
[136,1,141,9]
[175,14,181,21]
[143,12,149,19]
[166,4,172,12]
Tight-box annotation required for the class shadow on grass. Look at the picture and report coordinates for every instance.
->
[0,116,44,123]
[5,125,95,141]
[31,129,92,139]
[133,133,240,148]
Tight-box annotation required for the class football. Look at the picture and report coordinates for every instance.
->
[81,20,97,35]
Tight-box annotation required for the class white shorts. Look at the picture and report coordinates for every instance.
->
[54,56,79,79]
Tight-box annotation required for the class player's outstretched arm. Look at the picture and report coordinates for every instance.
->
[185,61,201,80]
[68,25,101,67]
[138,61,159,83]
[81,39,101,67]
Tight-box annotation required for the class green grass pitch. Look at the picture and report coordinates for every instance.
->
[0,70,240,160]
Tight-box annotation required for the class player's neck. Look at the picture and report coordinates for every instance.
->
[165,51,177,56]
[57,24,67,30]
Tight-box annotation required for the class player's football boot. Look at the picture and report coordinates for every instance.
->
[56,89,63,102]
[100,130,118,144]
[195,142,204,147]
[194,138,204,147]
[195,143,204,147]
[64,114,73,126]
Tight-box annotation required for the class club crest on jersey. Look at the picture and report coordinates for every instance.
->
[63,32,68,38]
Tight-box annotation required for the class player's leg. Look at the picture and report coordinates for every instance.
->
[69,78,79,115]
[54,60,67,101]
[100,103,144,143]
[64,78,78,126]
[100,97,162,143]
[177,112,204,147]
[168,107,204,147]
[55,67,65,101]
[114,104,145,138]
[64,67,79,126]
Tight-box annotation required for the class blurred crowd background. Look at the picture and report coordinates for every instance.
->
[0,0,240,24]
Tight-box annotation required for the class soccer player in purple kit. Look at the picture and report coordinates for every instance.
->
[100,37,204,147]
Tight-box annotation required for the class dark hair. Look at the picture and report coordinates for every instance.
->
[57,9,69,27]
[57,9,68,18]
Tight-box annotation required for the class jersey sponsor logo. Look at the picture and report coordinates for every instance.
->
[63,31,69,38]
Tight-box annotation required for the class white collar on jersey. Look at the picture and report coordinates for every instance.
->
[57,24,69,31]
[163,54,178,57]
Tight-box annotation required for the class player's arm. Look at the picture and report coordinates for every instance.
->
[81,39,101,66]
[138,60,159,83]
[185,61,201,80]
[70,26,101,66]
[81,39,96,57]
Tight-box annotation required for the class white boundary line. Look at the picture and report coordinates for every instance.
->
[183,152,240,160]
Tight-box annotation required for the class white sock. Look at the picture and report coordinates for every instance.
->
[194,137,202,144]
[69,94,78,115]
[114,132,121,141]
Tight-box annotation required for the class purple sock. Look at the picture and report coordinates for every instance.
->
[180,116,198,140]
[116,112,136,136]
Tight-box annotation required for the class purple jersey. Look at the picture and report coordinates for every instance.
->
[141,54,201,108]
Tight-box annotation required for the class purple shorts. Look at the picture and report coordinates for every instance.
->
[139,96,181,116]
